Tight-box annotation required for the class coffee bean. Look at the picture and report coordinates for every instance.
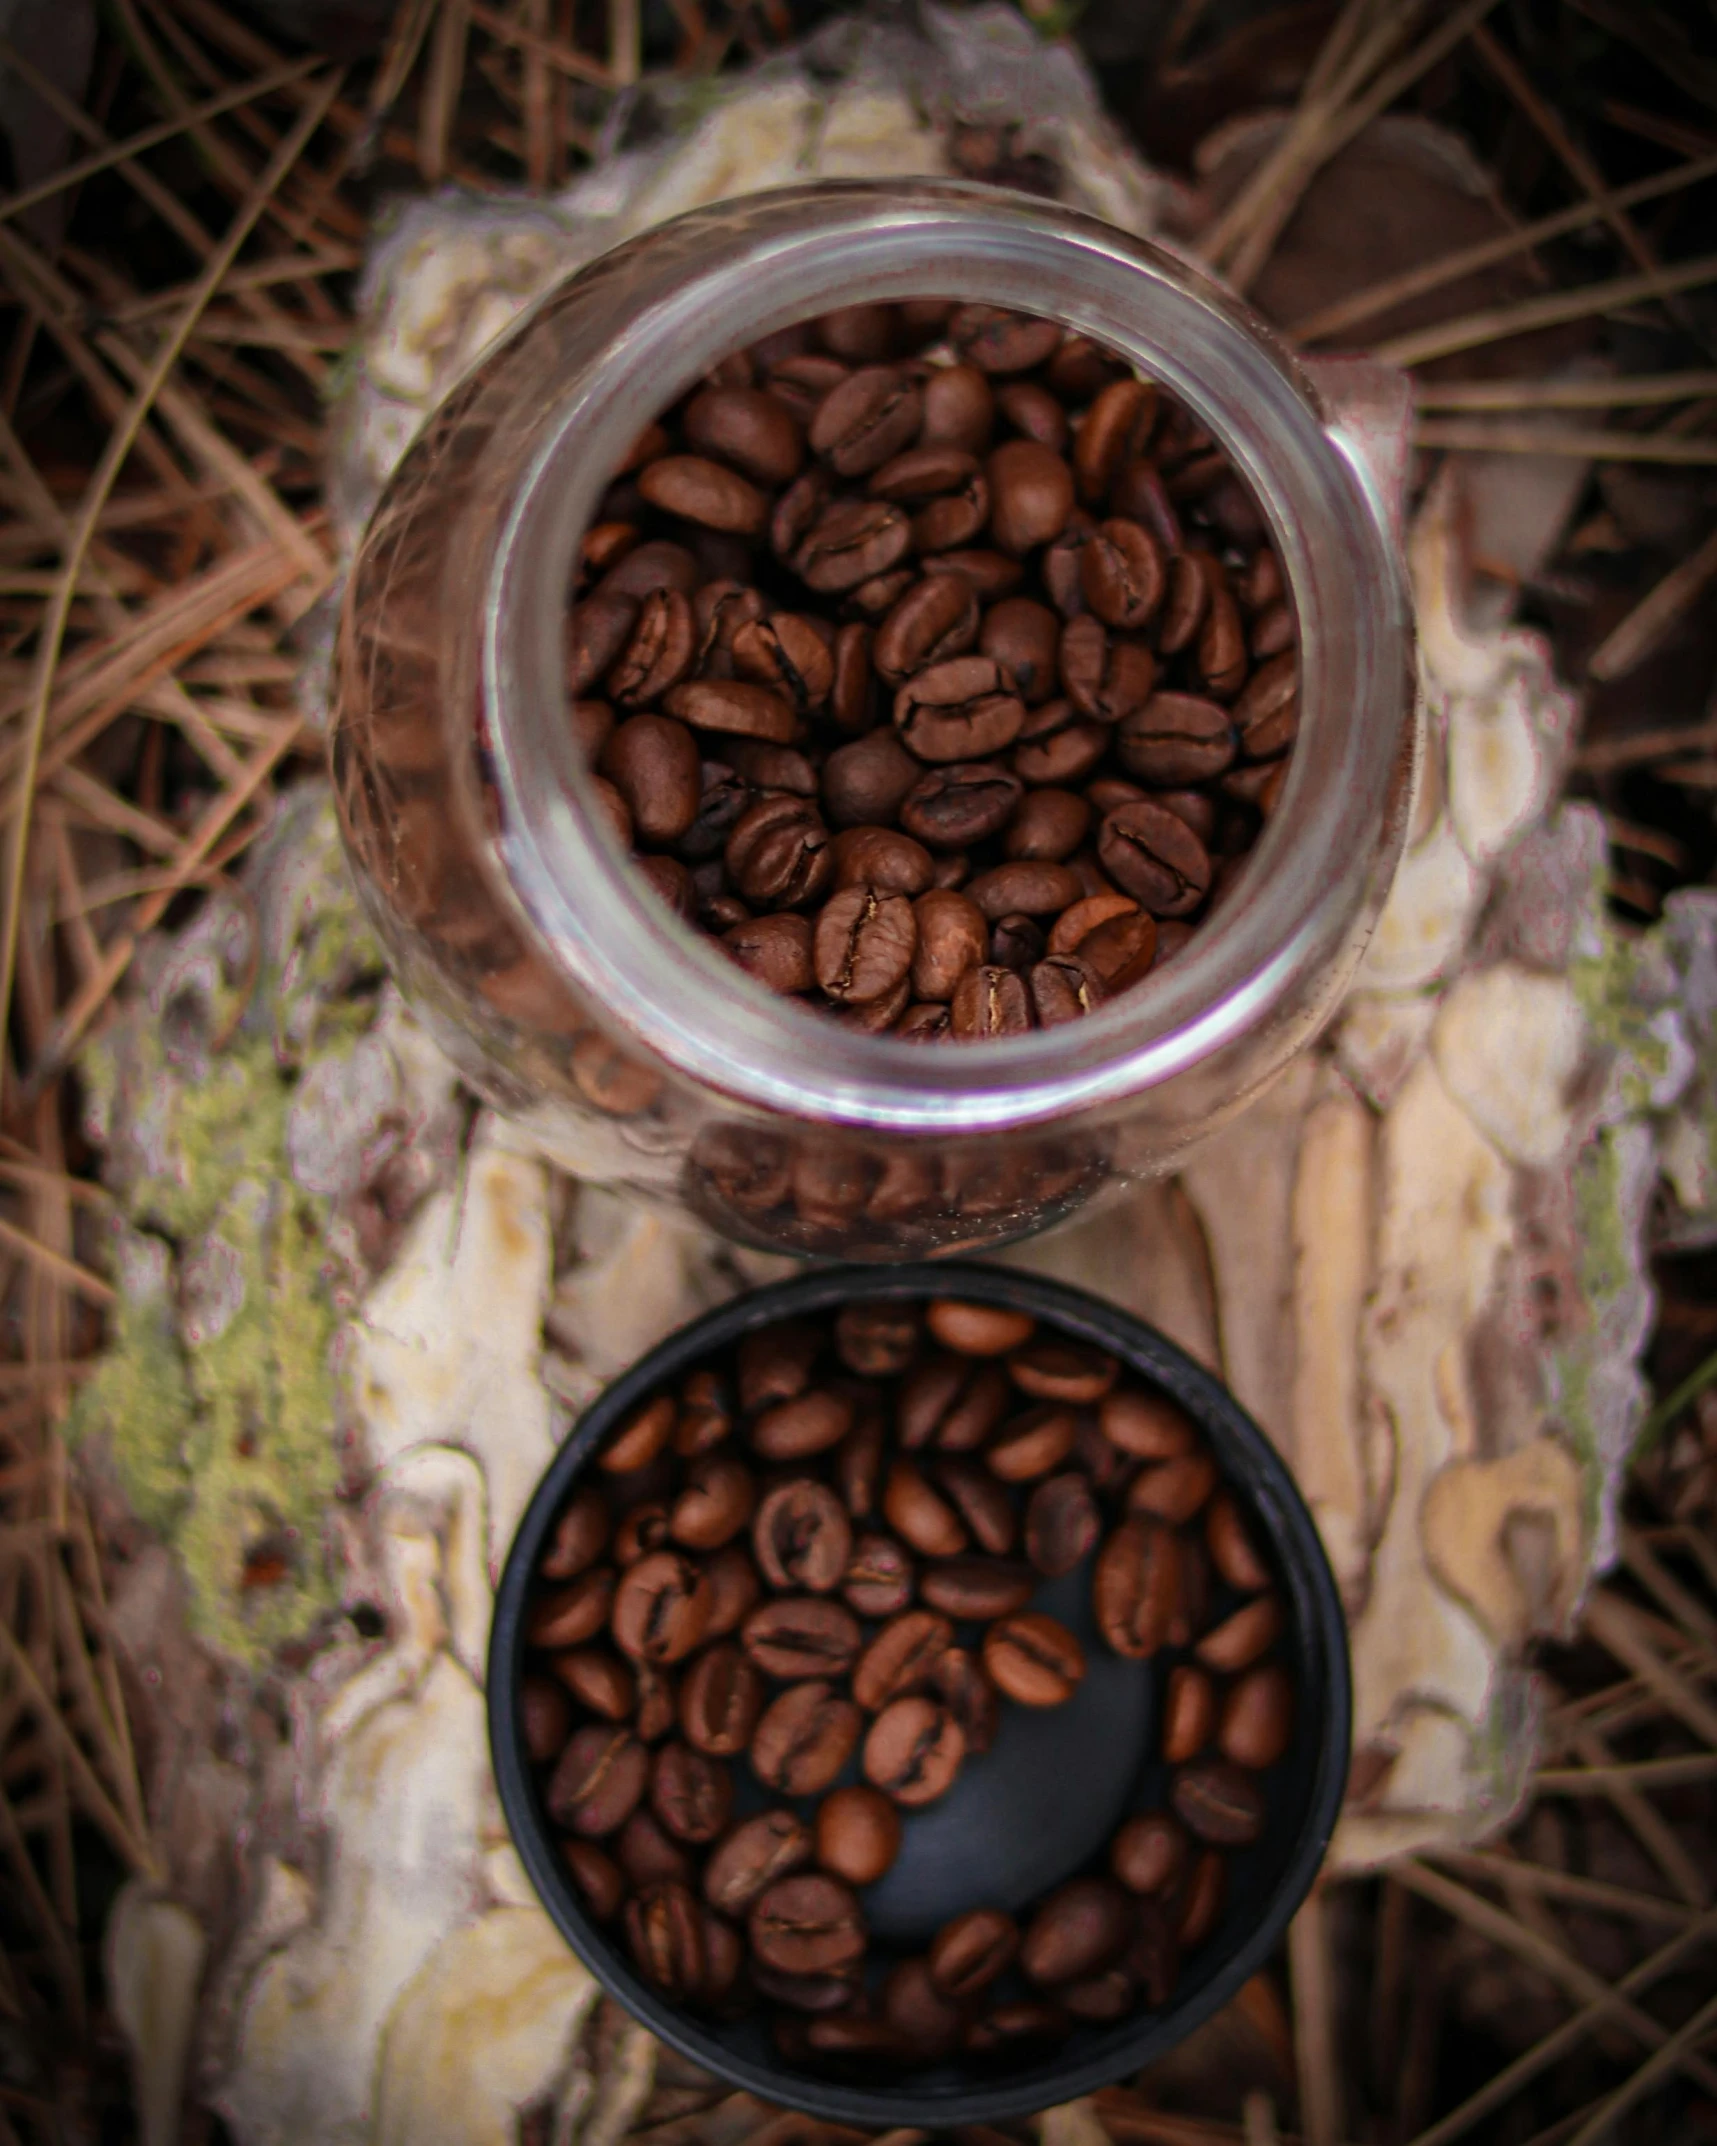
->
[1172,1758,1265,1846]
[1235,650,1298,759]
[542,1488,609,1579]
[933,1457,1016,1553]
[750,1680,862,1795]
[1162,1665,1217,1763]
[1127,1451,1219,1524]
[1219,1663,1294,1768]
[1101,1385,1196,1458]
[924,548,1026,602]
[613,1504,671,1566]
[811,366,924,477]
[1110,1811,1190,1896]
[635,1663,678,1742]
[1125,1898,1180,2004]
[626,1880,707,1997]
[568,593,639,696]
[966,859,1083,921]
[921,1556,1036,1621]
[952,306,1063,376]
[852,1608,955,1710]
[1004,786,1090,862]
[1156,550,1209,653]
[669,1452,755,1550]
[1075,378,1157,504]
[899,763,1022,850]
[883,1460,968,1557]
[894,656,1026,764]
[988,440,1074,555]
[742,1596,862,1680]
[1024,1472,1099,1576]
[929,1908,1019,1997]
[752,1388,855,1462]
[528,1569,616,1649]
[703,1542,762,1639]
[602,1393,677,1474]
[834,1300,919,1377]
[675,1643,762,1757]
[1020,1877,1132,1984]
[1063,1970,1134,2022]
[904,888,986,1001]
[834,1418,885,1520]
[757,1966,862,2019]
[883,1958,966,2056]
[639,455,770,536]
[1116,693,1235,786]
[815,1783,902,1885]
[608,588,696,707]
[864,1695,965,1805]
[920,363,994,452]
[813,887,917,1003]
[1206,1492,1271,1591]
[683,385,805,488]
[732,613,835,711]
[563,1838,625,1920]
[983,1611,1085,1706]
[998,378,1068,451]
[842,1531,915,1619]
[981,597,1062,704]
[986,1403,1077,1481]
[874,574,979,684]
[830,825,934,897]
[738,1320,817,1409]
[950,963,1032,1038]
[663,679,796,743]
[703,1809,812,1916]
[521,1673,572,1761]
[796,497,913,591]
[1059,614,1157,723]
[548,1724,649,1836]
[612,1552,713,1664]
[1177,1848,1226,1947]
[1099,799,1212,917]
[1014,708,1108,786]
[652,1740,733,1842]
[550,1646,636,1722]
[596,537,699,603]
[1094,1516,1181,1657]
[753,1479,852,1593]
[750,1872,867,1976]
[1081,519,1164,630]
[724,795,833,910]
[724,912,814,993]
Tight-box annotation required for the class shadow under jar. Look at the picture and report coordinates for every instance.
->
[329,181,1414,1260]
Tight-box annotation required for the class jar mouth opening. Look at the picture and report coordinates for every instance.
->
[486,181,1410,1135]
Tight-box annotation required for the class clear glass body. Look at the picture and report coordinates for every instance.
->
[329,181,1414,1258]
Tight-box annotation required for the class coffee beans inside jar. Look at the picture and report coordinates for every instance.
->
[520,1293,1297,2069]
[567,302,1297,1040]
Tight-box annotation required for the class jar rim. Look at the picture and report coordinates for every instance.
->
[485,179,1411,1135]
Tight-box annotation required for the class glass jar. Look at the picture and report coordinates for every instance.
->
[329,180,1414,1259]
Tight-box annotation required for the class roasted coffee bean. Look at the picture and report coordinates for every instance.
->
[569,594,639,697]
[603,1393,677,1473]
[703,1809,812,1916]
[739,1320,819,1410]
[750,1872,867,1976]
[757,1967,862,2020]
[830,825,934,897]
[883,1959,966,2056]
[732,614,835,711]
[750,1680,863,1795]
[929,1908,1019,1997]
[894,656,1026,764]
[678,1643,764,1756]
[1116,693,1235,786]
[1111,1810,1190,1896]
[548,1724,649,1836]
[753,1479,852,1593]
[811,367,924,477]
[1101,1385,1196,1458]
[921,1556,1036,1621]
[626,1880,707,1998]
[1024,1472,1099,1576]
[683,385,805,487]
[950,963,1032,1038]
[853,1608,955,1710]
[983,1611,1085,1706]
[927,1299,1033,1355]
[664,678,796,743]
[834,1300,919,1377]
[1127,1450,1219,1524]
[563,1839,625,1920]
[1162,1665,1217,1763]
[804,2013,911,2059]
[550,1646,636,1721]
[815,1783,902,1885]
[988,439,1075,555]
[813,887,917,1003]
[724,796,833,910]
[703,1542,763,1639]
[934,1457,1016,1552]
[834,1418,885,1520]
[602,713,700,844]
[613,1504,672,1566]
[752,1388,855,1462]
[1099,799,1212,917]
[1172,1758,1266,1846]
[1177,1848,1226,1948]
[1207,1492,1271,1591]
[986,1403,1077,1480]
[611,1552,712,1664]
[920,362,995,452]
[1014,708,1108,786]
[529,1569,616,1649]
[1235,650,1298,759]
[796,497,912,591]
[725,912,814,993]
[635,1663,678,1742]
[521,1673,572,1761]
[1220,1663,1294,1769]
[933,1645,1000,1755]
[953,305,1063,376]
[838,1535,912,1623]
[864,1695,965,1806]
[822,728,922,828]
[1059,614,1157,723]
[883,1460,968,1557]
[1004,786,1090,861]
[1075,377,1157,503]
[874,574,980,683]
[620,1808,693,1892]
[1125,1899,1180,2005]
[1029,954,1107,1026]
[742,1596,862,1679]
[900,763,1023,851]
[542,1489,609,1579]
[639,455,770,536]
[1021,1878,1132,1984]
[990,912,1045,974]
[998,378,1068,451]
[669,1452,755,1549]
[981,597,1062,705]
[1081,519,1163,630]
[966,859,1083,921]
[907,888,987,1000]
[1094,1515,1180,1658]
[1063,1970,1134,2023]
[924,548,1026,601]
[652,1741,733,1843]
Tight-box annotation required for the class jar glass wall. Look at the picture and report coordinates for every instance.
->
[329,181,1414,1258]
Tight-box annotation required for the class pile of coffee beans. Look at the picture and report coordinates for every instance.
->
[567,300,1296,1040]
[518,1294,1296,2070]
